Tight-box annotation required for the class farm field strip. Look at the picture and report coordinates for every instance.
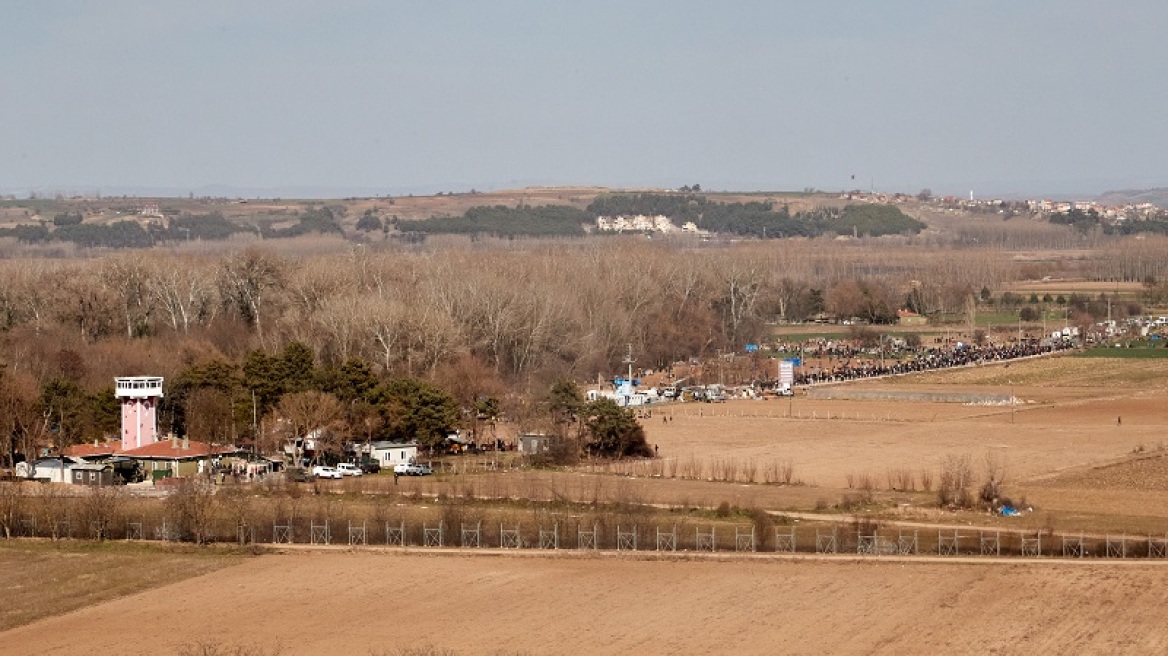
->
[3,552,1167,655]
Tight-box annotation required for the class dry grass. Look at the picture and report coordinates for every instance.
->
[0,541,247,632]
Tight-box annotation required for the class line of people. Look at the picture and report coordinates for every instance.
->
[792,339,1074,385]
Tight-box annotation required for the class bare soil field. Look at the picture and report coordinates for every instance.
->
[643,394,1158,491]
[0,541,244,632]
[591,356,1168,533]
[1034,452,1168,492]
[2,551,1167,656]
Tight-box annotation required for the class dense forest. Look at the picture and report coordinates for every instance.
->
[396,205,589,238]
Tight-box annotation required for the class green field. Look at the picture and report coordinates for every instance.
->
[1076,344,1168,358]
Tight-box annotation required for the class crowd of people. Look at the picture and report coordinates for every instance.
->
[789,337,1075,386]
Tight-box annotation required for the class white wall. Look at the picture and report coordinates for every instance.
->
[373,446,417,466]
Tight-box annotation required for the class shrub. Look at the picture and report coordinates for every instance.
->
[165,477,218,544]
[937,454,973,508]
[920,468,934,492]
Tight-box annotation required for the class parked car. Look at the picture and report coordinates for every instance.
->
[286,467,312,483]
[358,458,381,474]
[311,465,343,480]
[393,462,433,476]
[335,463,364,477]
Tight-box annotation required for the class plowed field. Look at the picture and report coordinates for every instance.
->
[3,551,1167,656]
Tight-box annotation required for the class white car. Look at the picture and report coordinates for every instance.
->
[393,462,433,476]
[335,463,364,477]
[311,465,343,480]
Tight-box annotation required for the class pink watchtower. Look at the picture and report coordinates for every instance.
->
[116,376,164,451]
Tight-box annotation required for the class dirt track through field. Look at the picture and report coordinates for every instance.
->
[3,551,1168,655]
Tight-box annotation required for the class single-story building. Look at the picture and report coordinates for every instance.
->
[63,442,141,483]
[70,463,115,486]
[897,309,928,326]
[365,441,419,467]
[518,434,552,455]
[14,457,79,483]
[119,438,239,481]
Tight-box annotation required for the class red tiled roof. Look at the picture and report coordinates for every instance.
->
[117,440,239,459]
[62,443,118,457]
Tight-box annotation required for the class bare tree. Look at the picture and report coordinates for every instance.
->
[145,255,218,333]
[276,391,342,465]
[218,248,287,347]
[938,453,973,508]
[0,482,24,539]
[79,485,125,540]
[980,449,1009,505]
[51,266,118,343]
[101,255,155,338]
[717,258,766,345]
[166,477,218,544]
[360,295,411,374]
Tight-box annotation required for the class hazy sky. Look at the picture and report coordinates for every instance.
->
[2,1,1165,198]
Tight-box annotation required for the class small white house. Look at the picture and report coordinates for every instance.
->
[367,441,419,467]
[15,457,82,483]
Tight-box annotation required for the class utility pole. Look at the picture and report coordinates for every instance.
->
[622,344,635,384]
[251,389,258,454]
[1010,380,1016,424]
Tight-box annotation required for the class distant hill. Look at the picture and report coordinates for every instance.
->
[1096,188,1168,209]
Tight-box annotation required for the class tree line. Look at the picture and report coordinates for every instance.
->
[396,205,590,238]
[587,193,925,238]
[1049,207,1168,237]
[391,194,924,240]
[0,207,347,248]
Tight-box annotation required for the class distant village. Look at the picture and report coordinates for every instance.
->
[594,214,708,235]
[843,191,1163,224]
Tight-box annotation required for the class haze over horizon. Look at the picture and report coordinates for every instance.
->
[3,1,1166,200]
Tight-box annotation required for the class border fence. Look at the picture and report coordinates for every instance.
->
[6,511,1166,562]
